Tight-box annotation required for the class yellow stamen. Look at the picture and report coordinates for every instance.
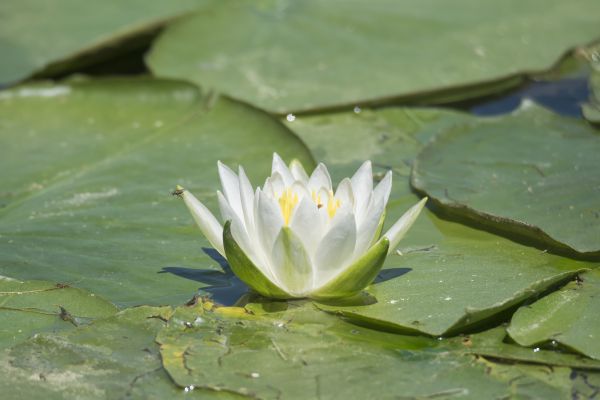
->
[278,188,299,225]
[311,190,342,218]
[326,190,341,219]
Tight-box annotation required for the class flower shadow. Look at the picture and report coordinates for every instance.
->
[160,248,412,306]
[159,248,248,306]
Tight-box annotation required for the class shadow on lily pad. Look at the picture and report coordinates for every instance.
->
[160,248,412,305]
[160,248,248,306]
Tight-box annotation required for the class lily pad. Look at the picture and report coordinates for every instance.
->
[147,0,600,113]
[411,103,600,257]
[317,217,588,336]
[0,306,187,399]
[0,78,314,306]
[0,0,205,84]
[507,270,600,360]
[459,327,600,370]
[157,301,531,399]
[0,277,116,349]
[478,357,600,400]
[285,106,596,337]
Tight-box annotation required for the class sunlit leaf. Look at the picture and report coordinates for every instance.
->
[507,270,600,360]
[147,0,600,113]
[286,105,596,336]
[0,0,208,84]
[411,103,600,257]
[0,277,116,349]
[0,78,314,306]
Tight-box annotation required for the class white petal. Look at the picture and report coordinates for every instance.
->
[353,195,385,259]
[255,190,285,276]
[265,172,286,197]
[334,178,354,208]
[290,180,311,200]
[351,161,373,222]
[289,159,309,183]
[384,197,428,255]
[289,197,323,257]
[308,163,332,191]
[221,189,277,281]
[217,191,253,254]
[181,190,225,257]
[217,161,243,219]
[313,211,357,287]
[373,170,392,207]
[271,228,314,296]
[272,153,294,186]
[316,187,330,207]
[238,166,255,232]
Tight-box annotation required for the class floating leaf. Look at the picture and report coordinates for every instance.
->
[147,0,600,113]
[0,277,116,349]
[157,301,537,399]
[317,217,588,336]
[411,103,600,257]
[0,306,182,399]
[459,326,600,370]
[285,106,596,336]
[0,78,314,306]
[477,357,600,399]
[0,0,206,84]
[507,270,600,360]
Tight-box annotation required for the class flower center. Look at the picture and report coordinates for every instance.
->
[278,188,342,225]
[312,190,341,219]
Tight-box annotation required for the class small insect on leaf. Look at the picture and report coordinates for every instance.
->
[171,185,185,198]
[58,306,78,326]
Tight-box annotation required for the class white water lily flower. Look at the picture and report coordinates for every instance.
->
[176,153,427,300]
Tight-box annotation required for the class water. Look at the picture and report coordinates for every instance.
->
[459,76,590,118]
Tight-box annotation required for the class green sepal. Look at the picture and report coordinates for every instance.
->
[222,221,291,299]
[370,209,386,248]
[310,237,390,300]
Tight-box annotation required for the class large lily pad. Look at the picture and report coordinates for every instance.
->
[0,78,314,306]
[411,103,600,257]
[147,0,600,113]
[507,270,600,360]
[318,216,588,336]
[0,306,187,399]
[0,277,116,349]
[2,299,591,399]
[157,301,536,399]
[0,0,206,84]
[285,106,596,337]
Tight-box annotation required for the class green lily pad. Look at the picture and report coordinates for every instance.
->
[478,357,600,400]
[459,326,600,370]
[0,276,116,349]
[318,217,588,337]
[0,78,314,306]
[147,0,600,113]
[285,106,596,337]
[411,103,600,257]
[0,306,189,399]
[507,270,600,360]
[0,0,206,84]
[157,301,537,399]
